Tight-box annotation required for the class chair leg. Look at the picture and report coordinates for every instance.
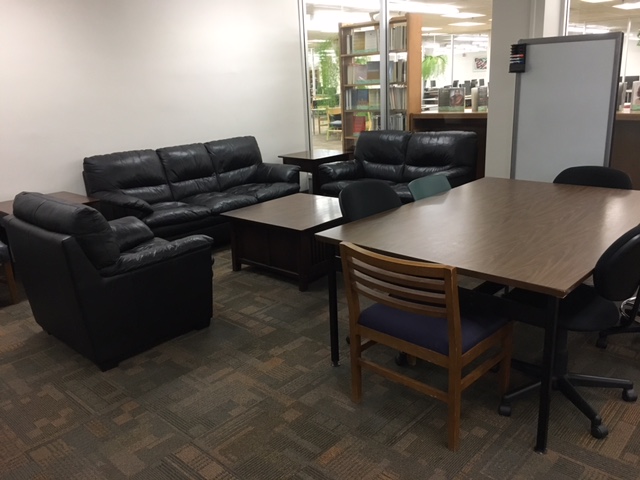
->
[3,261,19,304]
[499,324,514,395]
[447,369,461,452]
[566,372,637,401]
[556,376,608,439]
[350,333,363,403]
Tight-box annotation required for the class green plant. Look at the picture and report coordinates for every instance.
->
[422,54,448,81]
[315,40,340,107]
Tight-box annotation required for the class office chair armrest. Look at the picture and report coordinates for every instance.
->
[255,163,300,184]
[100,235,213,276]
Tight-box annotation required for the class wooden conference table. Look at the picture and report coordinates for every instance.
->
[315,176,640,452]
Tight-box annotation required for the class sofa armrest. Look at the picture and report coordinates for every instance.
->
[100,235,213,276]
[109,217,155,251]
[440,166,476,188]
[92,191,153,219]
[317,160,362,185]
[255,163,300,184]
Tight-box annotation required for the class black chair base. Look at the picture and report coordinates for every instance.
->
[499,359,637,439]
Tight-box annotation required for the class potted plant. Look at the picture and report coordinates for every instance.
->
[422,54,448,86]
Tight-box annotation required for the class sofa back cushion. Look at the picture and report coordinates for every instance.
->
[404,131,477,181]
[204,136,262,190]
[12,192,119,269]
[83,150,173,204]
[156,143,221,200]
[354,131,411,183]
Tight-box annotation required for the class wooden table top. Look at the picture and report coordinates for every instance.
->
[316,177,640,298]
[221,193,342,232]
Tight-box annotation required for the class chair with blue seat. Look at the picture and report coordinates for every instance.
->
[408,175,451,200]
[340,241,513,451]
[499,224,640,439]
[326,107,342,141]
[0,240,19,304]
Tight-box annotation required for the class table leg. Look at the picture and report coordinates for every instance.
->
[327,244,340,367]
[535,296,559,453]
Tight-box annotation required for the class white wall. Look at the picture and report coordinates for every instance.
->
[0,0,307,199]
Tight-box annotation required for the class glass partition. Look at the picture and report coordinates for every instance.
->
[567,0,640,111]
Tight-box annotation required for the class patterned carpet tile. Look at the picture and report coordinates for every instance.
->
[0,247,639,479]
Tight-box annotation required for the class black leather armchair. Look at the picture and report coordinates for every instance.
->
[4,192,214,371]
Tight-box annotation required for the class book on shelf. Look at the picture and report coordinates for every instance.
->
[477,86,488,112]
[364,30,378,52]
[366,61,380,81]
[632,81,640,112]
[438,88,451,112]
[352,115,367,136]
[390,23,407,50]
[356,89,370,110]
[352,31,366,52]
[449,87,465,112]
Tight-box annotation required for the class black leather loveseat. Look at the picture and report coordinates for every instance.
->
[4,192,214,371]
[316,130,477,202]
[83,136,300,243]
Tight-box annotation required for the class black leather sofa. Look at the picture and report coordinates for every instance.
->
[83,136,301,243]
[4,192,215,371]
[316,130,477,202]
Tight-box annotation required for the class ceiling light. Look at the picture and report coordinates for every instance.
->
[448,22,486,27]
[422,27,442,32]
[442,12,486,18]
[389,1,459,15]
[580,0,613,3]
[305,0,379,11]
[613,1,640,9]
[567,24,610,34]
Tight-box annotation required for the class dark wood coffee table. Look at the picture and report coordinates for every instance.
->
[221,193,343,291]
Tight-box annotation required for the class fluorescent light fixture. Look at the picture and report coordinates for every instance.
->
[580,0,612,3]
[448,22,486,27]
[613,1,640,9]
[442,12,486,18]
[305,0,379,11]
[567,24,610,34]
[389,1,459,14]
[421,27,442,32]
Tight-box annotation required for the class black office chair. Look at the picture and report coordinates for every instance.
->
[338,179,402,222]
[499,224,640,439]
[553,165,633,190]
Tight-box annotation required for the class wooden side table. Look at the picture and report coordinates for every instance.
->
[279,149,350,194]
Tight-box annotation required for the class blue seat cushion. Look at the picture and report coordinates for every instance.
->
[359,303,508,355]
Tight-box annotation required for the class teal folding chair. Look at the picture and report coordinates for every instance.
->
[408,175,451,200]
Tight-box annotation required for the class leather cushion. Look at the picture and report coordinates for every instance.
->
[354,130,411,182]
[83,150,173,203]
[109,217,155,252]
[205,136,262,190]
[156,143,221,200]
[182,192,257,214]
[226,183,300,202]
[404,131,477,181]
[12,192,119,268]
[143,202,214,228]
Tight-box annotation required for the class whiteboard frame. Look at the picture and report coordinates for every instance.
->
[510,33,624,182]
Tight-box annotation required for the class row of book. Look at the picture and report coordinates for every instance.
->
[343,23,407,55]
[349,113,406,136]
[389,87,407,110]
[345,60,407,85]
[344,88,381,110]
[436,86,488,112]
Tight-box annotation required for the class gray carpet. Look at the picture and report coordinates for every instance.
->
[0,247,639,479]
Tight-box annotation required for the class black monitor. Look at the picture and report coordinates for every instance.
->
[624,75,639,89]
[479,78,485,86]
[452,80,459,87]
[430,80,436,88]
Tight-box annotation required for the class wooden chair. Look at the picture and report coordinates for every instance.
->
[340,242,513,451]
[326,107,342,141]
[0,240,19,304]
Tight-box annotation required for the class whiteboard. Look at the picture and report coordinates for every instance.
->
[511,33,623,182]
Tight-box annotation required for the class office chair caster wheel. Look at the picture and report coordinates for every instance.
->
[623,388,637,402]
[591,423,608,439]
[498,403,512,417]
[595,336,608,349]
[395,352,408,366]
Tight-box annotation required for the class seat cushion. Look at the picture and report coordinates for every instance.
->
[143,202,214,229]
[226,182,300,202]
[354,131,411,183]
[359,302,509,355]
[181,192,257,214]
[156,143,221,200]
